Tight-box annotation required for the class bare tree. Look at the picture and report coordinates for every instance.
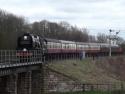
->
[97,33,108,43]
[0,9,27,49]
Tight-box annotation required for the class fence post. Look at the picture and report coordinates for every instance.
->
[121,82,124,93]
[82,84,85,92]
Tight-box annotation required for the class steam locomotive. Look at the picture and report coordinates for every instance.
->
[16,33,122,59]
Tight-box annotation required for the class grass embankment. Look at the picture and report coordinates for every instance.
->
[47,59,120,83]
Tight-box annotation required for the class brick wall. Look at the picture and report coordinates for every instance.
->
[44,67,83,93]
[43,66,121,93]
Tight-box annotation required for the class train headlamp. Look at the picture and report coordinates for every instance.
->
[24,36,28,40]
[23,48,27,51]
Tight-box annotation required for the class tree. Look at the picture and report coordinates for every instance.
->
[116,37,124,45]
[97,33,108,43]
[89,35,96,42]
[30,20,89,42]
[0,9,27,49]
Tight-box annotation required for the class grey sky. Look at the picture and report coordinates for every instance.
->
[0,0,125,38]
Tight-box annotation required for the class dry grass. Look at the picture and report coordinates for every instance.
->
[47,58,121,84]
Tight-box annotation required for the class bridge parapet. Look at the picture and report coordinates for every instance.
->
[0,50,45,94]
[0,50,44,64]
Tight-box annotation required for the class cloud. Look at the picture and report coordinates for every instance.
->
[0,0,125,38]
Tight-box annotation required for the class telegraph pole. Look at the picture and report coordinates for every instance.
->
[109,29,112,56]
[109,29,120,56]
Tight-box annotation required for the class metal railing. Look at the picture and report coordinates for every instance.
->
[0,50,44,64]
[0,50,123,65]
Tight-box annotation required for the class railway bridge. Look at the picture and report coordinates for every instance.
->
[0,50,46,94]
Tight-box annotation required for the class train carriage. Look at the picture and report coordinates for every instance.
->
[16,33,122,61]
[45,38,61,53]
[60,40,76,53]
[76,42,100,52]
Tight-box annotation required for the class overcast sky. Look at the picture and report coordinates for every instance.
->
[0,0,125,38]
